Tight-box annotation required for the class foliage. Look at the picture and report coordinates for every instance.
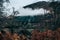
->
[0,0,9,17]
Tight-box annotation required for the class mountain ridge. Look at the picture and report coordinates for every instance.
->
[23,1,50,10]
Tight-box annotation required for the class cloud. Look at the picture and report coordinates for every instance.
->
[17,7,49,16]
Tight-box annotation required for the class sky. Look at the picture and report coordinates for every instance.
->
[4,0,50,16]
[10,0,49,9]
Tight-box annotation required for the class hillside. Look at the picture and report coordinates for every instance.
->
[1,13,58,30]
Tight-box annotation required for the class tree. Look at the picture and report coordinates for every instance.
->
[0,0,10,31]
[0,0,10,17]
[49,2,60,30]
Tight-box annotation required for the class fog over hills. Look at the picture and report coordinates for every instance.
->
[4,0,50,16]
[16,1,50,16]
[17,7,50,16]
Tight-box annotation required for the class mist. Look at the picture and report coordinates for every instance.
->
[17,7,50,16]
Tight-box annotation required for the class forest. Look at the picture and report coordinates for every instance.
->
[0,0,60,40]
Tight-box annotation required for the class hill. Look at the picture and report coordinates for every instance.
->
[23,1,50,9]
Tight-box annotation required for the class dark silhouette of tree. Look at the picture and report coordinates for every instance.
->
[49,2,60,30]
[11,7,19,16]
[0,0,10,31]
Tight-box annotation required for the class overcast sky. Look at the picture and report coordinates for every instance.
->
[10,0,49,10]
[4,0,50,16]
